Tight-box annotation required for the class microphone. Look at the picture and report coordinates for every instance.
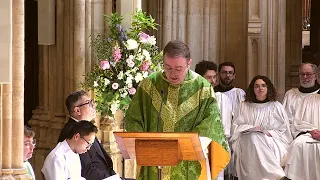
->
[156,90,165,132]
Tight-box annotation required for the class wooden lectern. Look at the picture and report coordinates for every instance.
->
[114,132,205,180]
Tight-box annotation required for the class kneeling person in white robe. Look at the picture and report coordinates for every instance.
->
[42,121,98,180]
[285,89,320,180]
[230,75,292,180]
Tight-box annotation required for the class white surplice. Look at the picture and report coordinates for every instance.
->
[215,92,233,139]
[230,101,292,180]
[220,88,245,117]
[215,92,233,180]
[285,94,320,180]
[282,88,319,124]
[42,140,86,180]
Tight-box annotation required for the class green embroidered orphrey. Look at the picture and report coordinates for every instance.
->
[125,70,228,180]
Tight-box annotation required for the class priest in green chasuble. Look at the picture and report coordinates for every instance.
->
[125,40,230,180]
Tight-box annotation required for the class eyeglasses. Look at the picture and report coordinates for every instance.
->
[164,65,188,74]
[299,73,315,78]
[76,99,94,108]
[254,84,267,89]
[220,71,235,76]
[24,139,36,148]
[81,137,93,149]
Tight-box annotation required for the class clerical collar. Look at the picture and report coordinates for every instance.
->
[214,84,234,92]
[71,117,80,122]
[298,82,320,93]
[252,98,269,103]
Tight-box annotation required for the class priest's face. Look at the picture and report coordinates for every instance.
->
[163,54,192,84]
[219,66,235,86]
[203,70,218,86]
[254,79,268,101]
[75,132,95,154]
[299,64,316,88]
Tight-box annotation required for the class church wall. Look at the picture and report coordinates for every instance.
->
[0,0,306,179]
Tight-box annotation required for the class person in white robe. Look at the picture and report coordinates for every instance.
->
[285,85,320,179]
[24,126,36,180]
[42,121,98,180]
[230,75,292,180]
[195,60,233,180]
[195,60,232,139]
[282,63,319,125]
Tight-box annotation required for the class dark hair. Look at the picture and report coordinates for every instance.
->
[66,90,88,114]
[195,60,218,76]
[245,75,277,102]
[66,121,98,140]
[163,40,190,60]
[24,125,35,138]
[218,62,236,73]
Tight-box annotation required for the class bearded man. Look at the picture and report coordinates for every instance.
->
[282,63,319,125]
[214,62,245,116]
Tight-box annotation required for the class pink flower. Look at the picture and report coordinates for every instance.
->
[140,60,152,71]
[112,83,119,90]
[128,87,136,95]
[99,60,110,70]
[139,32,150,43]
[113,46,122,62]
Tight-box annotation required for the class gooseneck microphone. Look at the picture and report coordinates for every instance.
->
[156,90,165,132]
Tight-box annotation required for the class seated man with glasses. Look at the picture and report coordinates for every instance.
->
[214,62,245,118]
[282,62,319,125]
[24,125,36,180]
[42,121,98,180]
[57,90,122,180]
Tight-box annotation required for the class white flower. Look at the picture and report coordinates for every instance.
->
[104,78,110,86]
[117,71,124,80]
[126,39,139,50]
[93,81,99,87]
[142,49,151,60]
[125,78,133,85]
[128,55,134,60]
[135,72,143,83]
[110,101,120,115]
[127,83,133,88]
[148,36,156,45]
[136,54,144,61]
[120,91,128,98]
[143,71,149,78]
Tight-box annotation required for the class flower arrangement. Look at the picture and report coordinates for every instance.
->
[83,10,163,117]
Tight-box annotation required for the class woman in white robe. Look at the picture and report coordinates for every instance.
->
[285,93,320,180]
[230,75,292,180]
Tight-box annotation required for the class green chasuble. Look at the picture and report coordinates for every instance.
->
[125,70,228,180]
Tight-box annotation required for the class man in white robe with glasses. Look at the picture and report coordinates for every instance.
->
[285,65,320,180]
[282,63,319,125]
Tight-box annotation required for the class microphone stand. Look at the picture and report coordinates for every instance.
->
[122,115,126,178]
[156,90,165,180]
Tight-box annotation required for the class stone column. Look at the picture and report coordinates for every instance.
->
[209,0,225,66]
[286,0,302,91]
[260,0,286,98]
[116,0,142,29]
[247,0,262,83]
[186,0,204,68]
[0,0,29,179]
[1,84,13,178]
[74,0,86,89]
[11,0,25,169]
